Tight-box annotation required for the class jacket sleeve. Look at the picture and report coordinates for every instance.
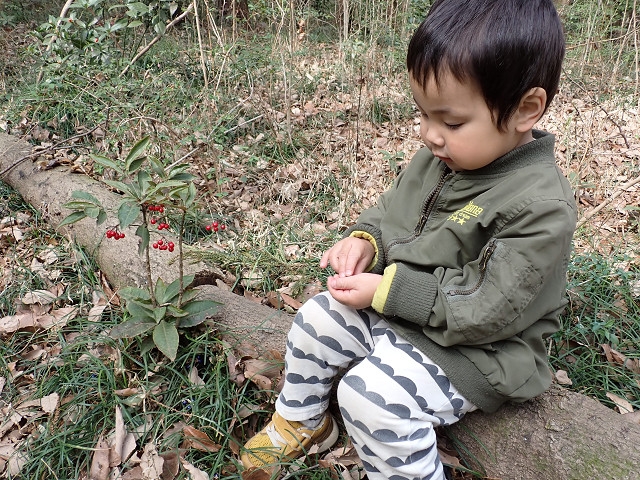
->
[373,198,576,346]
[342,169,410,275]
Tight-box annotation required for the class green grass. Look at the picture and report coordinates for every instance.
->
[549,248,640,411]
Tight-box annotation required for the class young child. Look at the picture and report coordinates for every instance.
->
[241,0,576,478]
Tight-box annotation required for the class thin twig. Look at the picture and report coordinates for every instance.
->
[36,0,75,84]
[0,125,101,178]
[577,173,640,228]
[193,0,209,88]
[564,70,631,149]
[119,4,194,78]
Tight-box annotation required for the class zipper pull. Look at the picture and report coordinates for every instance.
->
[480,242,497,271]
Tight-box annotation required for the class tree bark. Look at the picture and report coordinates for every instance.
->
[2,132,639,479]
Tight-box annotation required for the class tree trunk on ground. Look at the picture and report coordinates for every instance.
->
[2,132,639,479]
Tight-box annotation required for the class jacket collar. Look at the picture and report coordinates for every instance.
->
[461,130,556,176]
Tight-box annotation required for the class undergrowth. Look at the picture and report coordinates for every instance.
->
[550,246,640,411]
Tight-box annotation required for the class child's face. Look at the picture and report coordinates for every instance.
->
[409,71,532,172]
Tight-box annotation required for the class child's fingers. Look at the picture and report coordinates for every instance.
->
[320,249,330,268]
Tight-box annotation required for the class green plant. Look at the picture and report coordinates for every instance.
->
[60,136,221,360]
[549,251,640,410]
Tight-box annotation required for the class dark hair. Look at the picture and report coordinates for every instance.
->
[407,0,565,129]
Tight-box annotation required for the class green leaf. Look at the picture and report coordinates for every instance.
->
[164,274,195,303]
[149,156,166,178]
[118,202,140,229]
[179,288,200,304]
[178,299,222,328]
[127,2,149,15]
[168,172,196,182]
[127,156,146,175]
[154,277,167,305]
[153,320,179,360]
[185,182,197,207]
[58,211,87,227]
[137,170,152,193]
[136,224,149,255]
[166,305,189,318]
[97,209,108,225]
[71,190,101,205]
[127,20,143,28]
[119,286,151,302]
[153,306,167,323]
[125,136,150,173]
[62,201,95,210]
[91,154,123,174]
[125,300,155,319]
[84,205,101,218]
[103,179,131,195]
[140,335,155,356]
[148,180,186,196]
[110,316,156,339]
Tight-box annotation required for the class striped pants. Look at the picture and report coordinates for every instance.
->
[275,292,476,480]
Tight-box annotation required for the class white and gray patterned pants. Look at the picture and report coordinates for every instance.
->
[275,292,476,480]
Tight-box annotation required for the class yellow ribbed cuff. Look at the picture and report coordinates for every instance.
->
[349,230,379,272]
[372,264,396,313]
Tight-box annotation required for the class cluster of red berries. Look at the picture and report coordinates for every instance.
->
[205,221,226,232]
[152,239,175,252]
[147,204,165,213]
[106,230,125,240]
[150,218,170,230]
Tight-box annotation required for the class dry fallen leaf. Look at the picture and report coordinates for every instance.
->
[554,369,573,386]
[189,367,205,387]
[606,392,634,414]
[140,443,164,480]
[89,436,110,480]
[21,289,57,305]
[40,392,59,413]
[181,459,210,480]
[160,451,180,480]
[182,426,222,453]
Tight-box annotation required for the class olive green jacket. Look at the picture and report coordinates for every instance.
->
[346,130,576,412]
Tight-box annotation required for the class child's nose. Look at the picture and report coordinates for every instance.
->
[421,123,444,147]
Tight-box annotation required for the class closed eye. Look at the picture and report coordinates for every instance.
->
[445,122,462,130]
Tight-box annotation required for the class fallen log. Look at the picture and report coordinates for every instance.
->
[2,132,639,479]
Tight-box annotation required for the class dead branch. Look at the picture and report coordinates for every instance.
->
[577,172,640,228]
[119,4,194,78]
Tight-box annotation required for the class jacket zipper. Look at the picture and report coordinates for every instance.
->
[447,240,498,296]
[383,167,453,259]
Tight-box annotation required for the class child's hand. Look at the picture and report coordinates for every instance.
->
[320,237,375,277]
[326,273,382,309]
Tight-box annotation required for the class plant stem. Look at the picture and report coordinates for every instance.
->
[178,209,186,307]
[142,207,156,306]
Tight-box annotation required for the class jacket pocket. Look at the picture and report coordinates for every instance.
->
[442,239,544,344]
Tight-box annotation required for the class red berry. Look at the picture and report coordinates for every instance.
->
[212,222,218,228]
[220,224,226,230]
[119,233,125,239]
[153,243,159,249]
[106,230,113,238]
[157,239,163,245]
[168,246,174,252]
[160,245,168,250]
[158,207,164,213]
[205,225,212,231]
[158,225,163,230]
[150,218,157,224]
[213,226,218,232]
[167,242,174,249]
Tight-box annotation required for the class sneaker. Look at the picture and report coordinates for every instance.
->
[241,411,339,469]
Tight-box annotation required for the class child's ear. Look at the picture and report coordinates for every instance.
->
[514,87,547,133]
